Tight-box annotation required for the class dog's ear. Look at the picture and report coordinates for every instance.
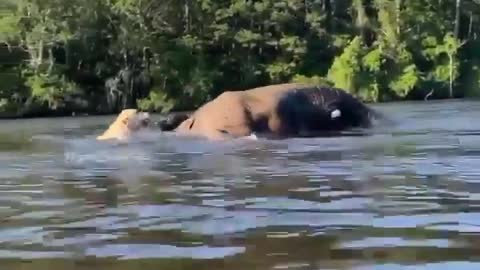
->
[122,116,129,125]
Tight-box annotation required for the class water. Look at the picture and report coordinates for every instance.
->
[1,100,480,270]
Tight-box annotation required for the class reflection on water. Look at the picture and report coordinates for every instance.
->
[0,100,480,270]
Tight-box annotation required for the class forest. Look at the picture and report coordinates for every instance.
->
[0,0,479,117]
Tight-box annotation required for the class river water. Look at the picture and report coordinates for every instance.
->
[1,100,480,270]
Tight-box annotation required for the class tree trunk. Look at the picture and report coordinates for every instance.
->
[37,39,44,71]
[28,46,37,68]
[395,0,402,35]
[323,0,332,31]
[65,41,71,68]
[353,0,367,42]
[48,47,54,74]
[184,0,190,33]
[468,11,473,39]
[449,54,454,98]
[304,0,309,24]
[454,0,462,39]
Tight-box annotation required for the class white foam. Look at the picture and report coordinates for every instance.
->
[245,133,258,140]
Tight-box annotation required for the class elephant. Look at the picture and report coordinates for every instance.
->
[171,83,380,140]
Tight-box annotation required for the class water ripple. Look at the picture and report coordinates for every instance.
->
[0,100,480,269]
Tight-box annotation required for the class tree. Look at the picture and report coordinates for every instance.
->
[1,0,480,117]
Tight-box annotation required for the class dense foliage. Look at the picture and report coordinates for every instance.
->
[0,0,479,117]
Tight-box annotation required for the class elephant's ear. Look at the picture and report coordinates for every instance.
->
[185,118,195,129]
[174,117,195,132]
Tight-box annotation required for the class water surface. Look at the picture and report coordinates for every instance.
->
[1,100,480,270]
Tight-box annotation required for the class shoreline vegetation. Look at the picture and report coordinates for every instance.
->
[1,0,480,119]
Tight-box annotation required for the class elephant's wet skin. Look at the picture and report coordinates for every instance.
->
[172,83,380,140]
[273,86,374,138]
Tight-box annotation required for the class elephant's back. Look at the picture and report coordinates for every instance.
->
[243,83,314,96]
[241,83,316,114]
[191,90,253,135]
